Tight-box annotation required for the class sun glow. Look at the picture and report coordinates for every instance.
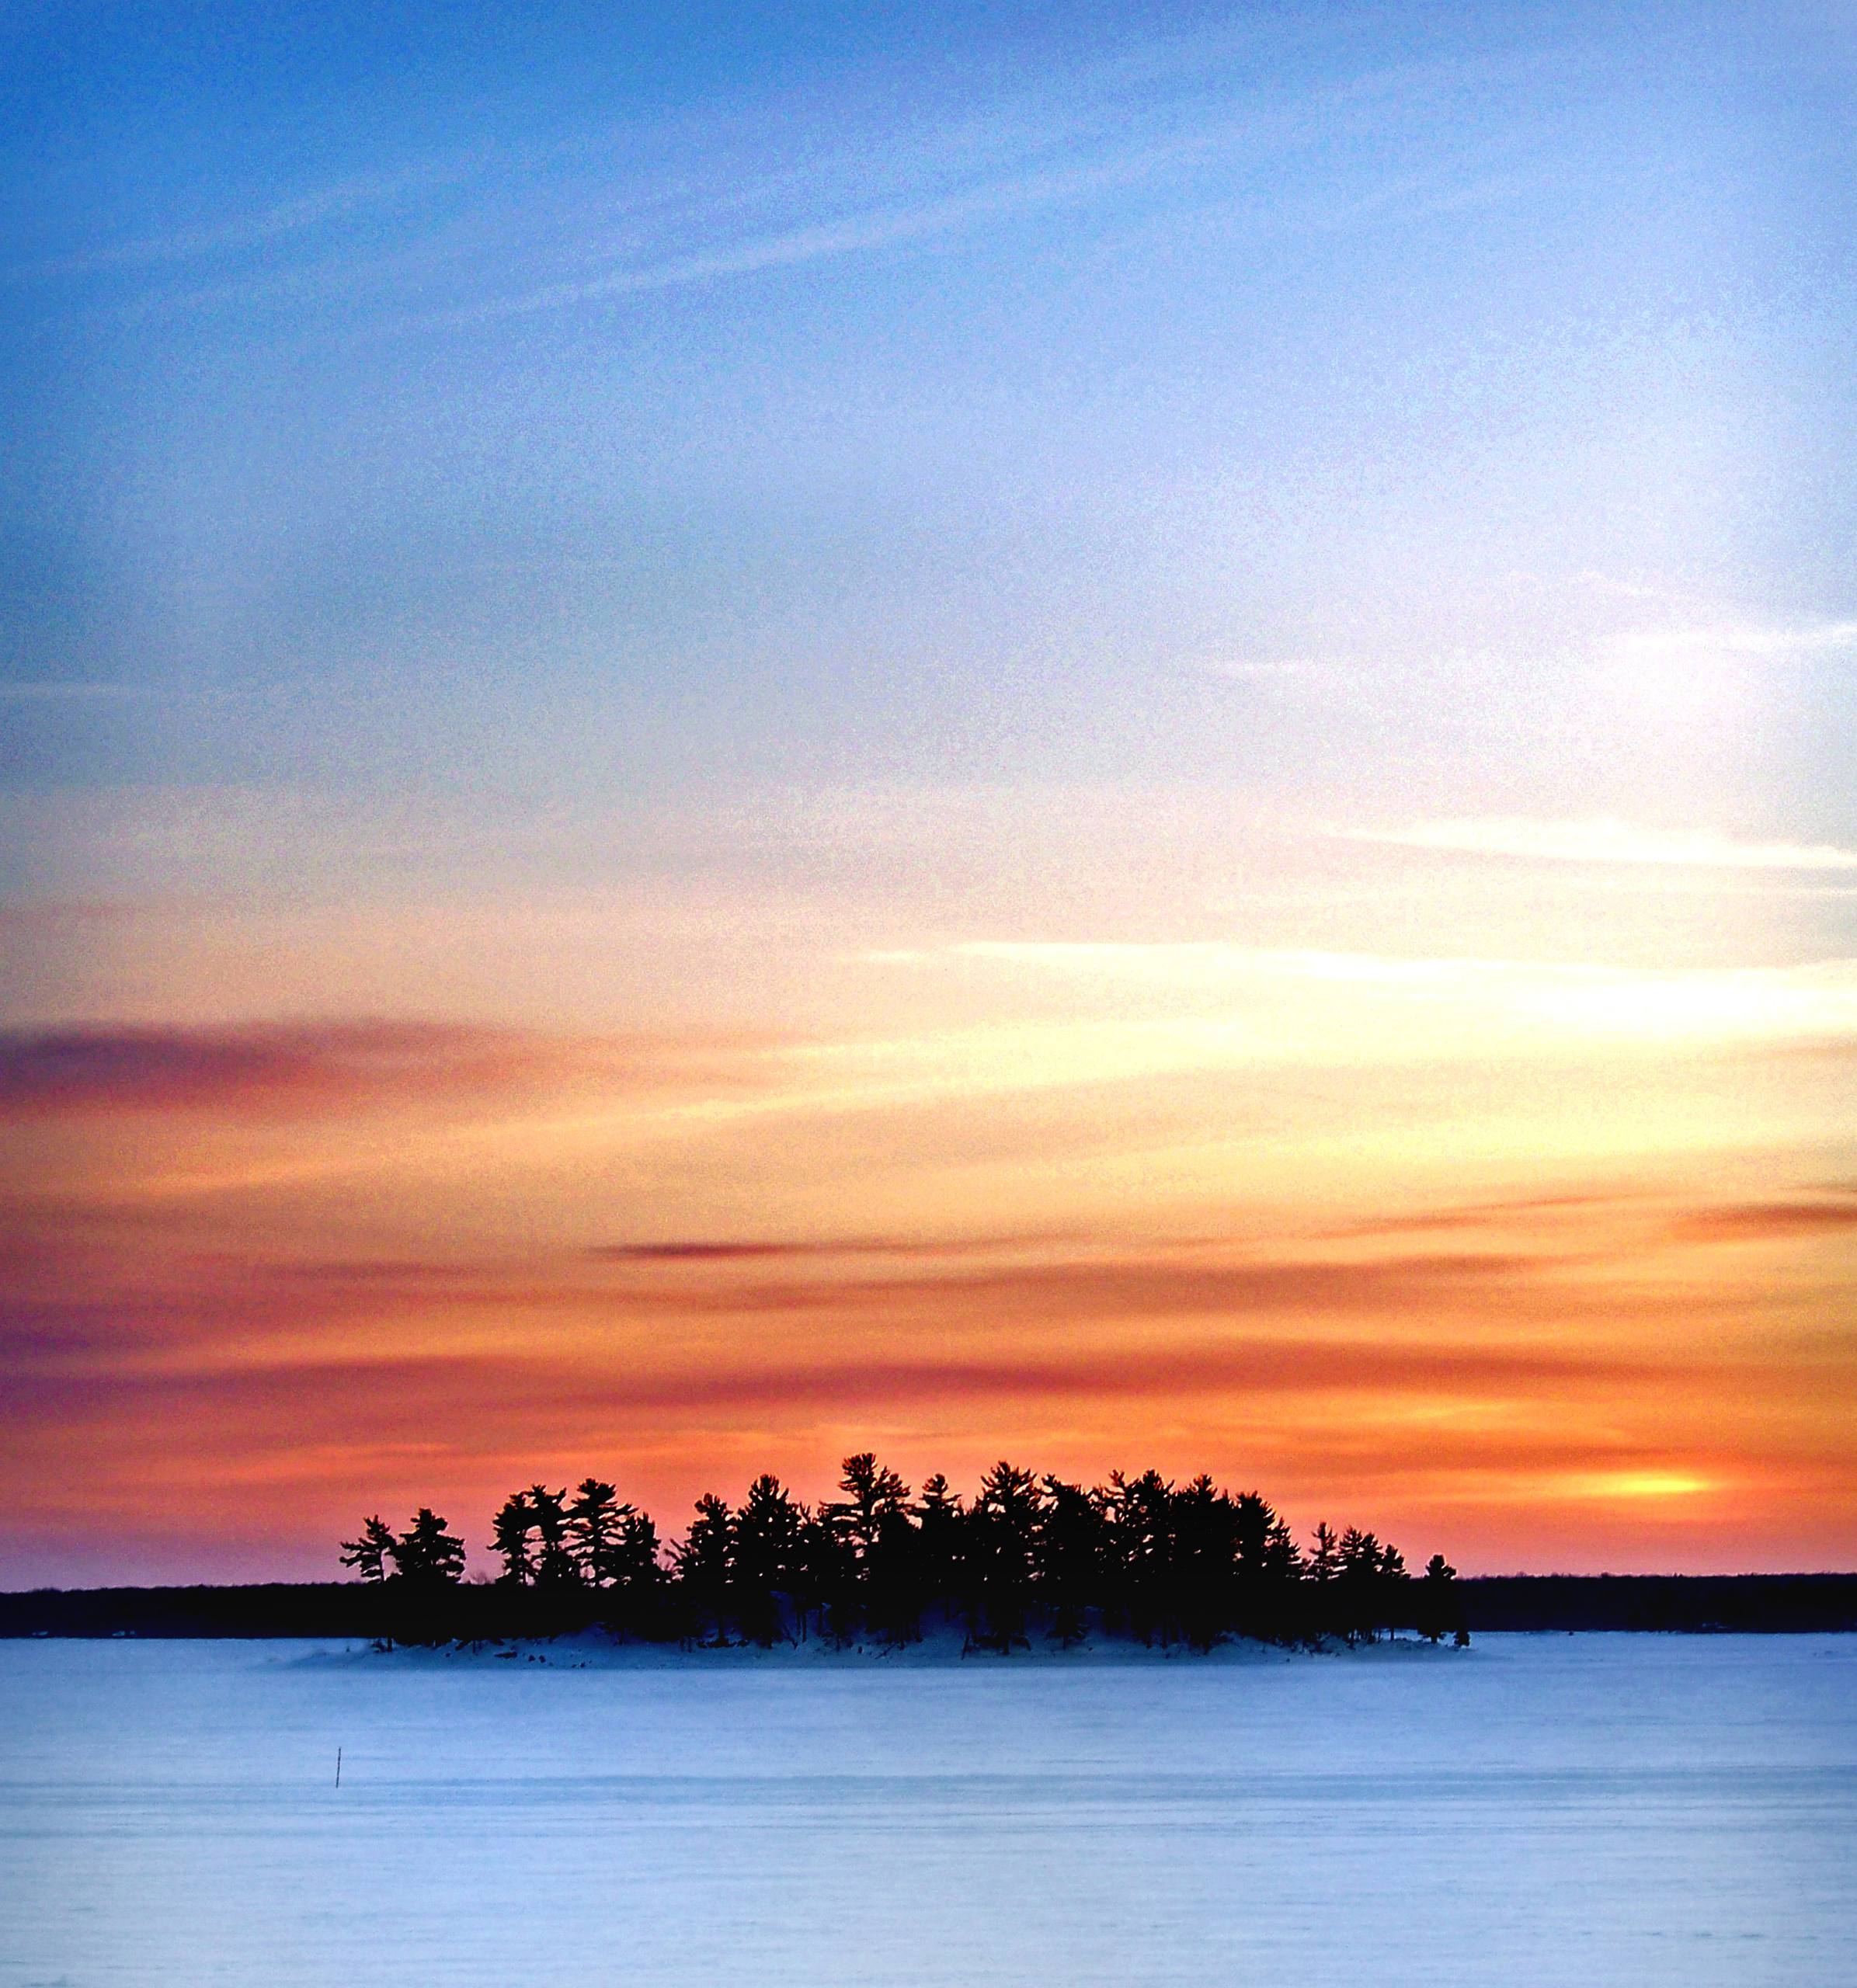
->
[1581,1472,1716,1502]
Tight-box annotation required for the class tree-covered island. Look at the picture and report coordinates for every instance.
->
[343,1455,1467,1653]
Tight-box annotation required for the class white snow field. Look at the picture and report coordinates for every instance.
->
[2,1633,1853,1987]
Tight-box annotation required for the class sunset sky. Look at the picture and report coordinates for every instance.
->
[4,1,1855,1586]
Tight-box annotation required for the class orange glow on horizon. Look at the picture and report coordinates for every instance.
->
[5,861,1855,1588]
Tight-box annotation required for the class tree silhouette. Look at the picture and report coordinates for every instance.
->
[525,1484,576,1591]
[965,1459,1042,1653]
[490,1490,535,1585]
[1336,1527,1383,1642]
[824,1453,909,1555]
[1037,1476,1105,1647]
[1104,1468,1174,1644]
[1230,1490,1302,1642]
[391,1508,466,1587]
[732,1474,807,1646]
[911,1472,964,1619]
[609,1510,668,1631]
[339,1514,396,1583]
[1375,1541,1408,1639]
[1417,1552,1461,1644]
[821,1452,911,1642]
[567,1478,630,1586]
[1171,1476,1236,1649]
[673,1492,734,1644]
[866,1503,925,1646]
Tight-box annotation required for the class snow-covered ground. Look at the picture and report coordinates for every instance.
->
[3,1633,1852,1986]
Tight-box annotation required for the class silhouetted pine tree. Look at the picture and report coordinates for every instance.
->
[673,1493,734,1644]
[490,1491,536,1586]
[339,1514,396,1583]
[1336,1527,1385,1643]
[867,1503,925,1646]
[1230,1489,1302,1643]
[1377,1541,1409,1639]
[911,1473,964,1622]
[391,1508,467,1587]
[1417,1552,1460,1644]
[384,1508,467,1637]
[965,1460,1042,1653]
[526,1485,576,1592]
[1171,1476,1238,1649]
[1037,1476,1106,1646]
[607,1510,669,1635]
[820,1452,912,1643]
[567,1479,630,1585]
[732,1474,807,1646]
[1104,1468,1175,1644]
[1305,1521,1341,1639]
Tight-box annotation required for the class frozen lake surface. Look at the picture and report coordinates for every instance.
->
[3,1633,1853,1986]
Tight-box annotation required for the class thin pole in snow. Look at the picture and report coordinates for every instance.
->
[336,1746,342,1788]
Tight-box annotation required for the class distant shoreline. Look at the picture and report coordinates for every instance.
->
[5,1573,1855,1639]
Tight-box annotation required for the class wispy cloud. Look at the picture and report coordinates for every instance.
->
[1603,618,1857,666]
[864,944,1857,1070]
[1336,817,1857,872]
[592,1235,1051,1263]
[30,21,1556,338]
[0,1021,562,1117]
[0,1020,771,1119]
[9,149,501,283]
[1671,1199,1857,1245]
[427,134,1226,327]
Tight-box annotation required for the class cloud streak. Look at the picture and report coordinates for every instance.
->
[1671,1200,1857,1244]
[0,1020,772,1119]
[1336,817,1857,872]
[30,19,1554,340]
[0,1021,571,1117]
[3,1336,1685,1434]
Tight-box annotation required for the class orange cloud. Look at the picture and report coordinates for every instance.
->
[0,1019,785,1119]
[1671,1198,1857,1242]
[0,1020,576,1117]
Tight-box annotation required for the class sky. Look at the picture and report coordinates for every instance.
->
[3,0,1855,1585]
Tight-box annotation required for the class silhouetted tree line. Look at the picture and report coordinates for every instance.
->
[342,1456,1469,1652]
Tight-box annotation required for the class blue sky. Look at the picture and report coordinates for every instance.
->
[6,2,1854,843]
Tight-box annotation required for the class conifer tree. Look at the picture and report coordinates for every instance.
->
[490,1491,535,1586]
[567,1478,630,1585]
[391,1509,467,1587]
[1105,1468,1175,1644]
[1417,1552,1459,1644]
[965,1459,1042,1653]
[526,1485,576,1590]
[911,1472,964,1617]
[865,1503,924,1646]
[824,1452,909,1556]
[673,1493,734,1643]
[821,1452,912,1642]
[1173,1476,1238,1649]
[339,1514,396,1583]
[1037,1476,1105,1647]
[732,1474,807,1646]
